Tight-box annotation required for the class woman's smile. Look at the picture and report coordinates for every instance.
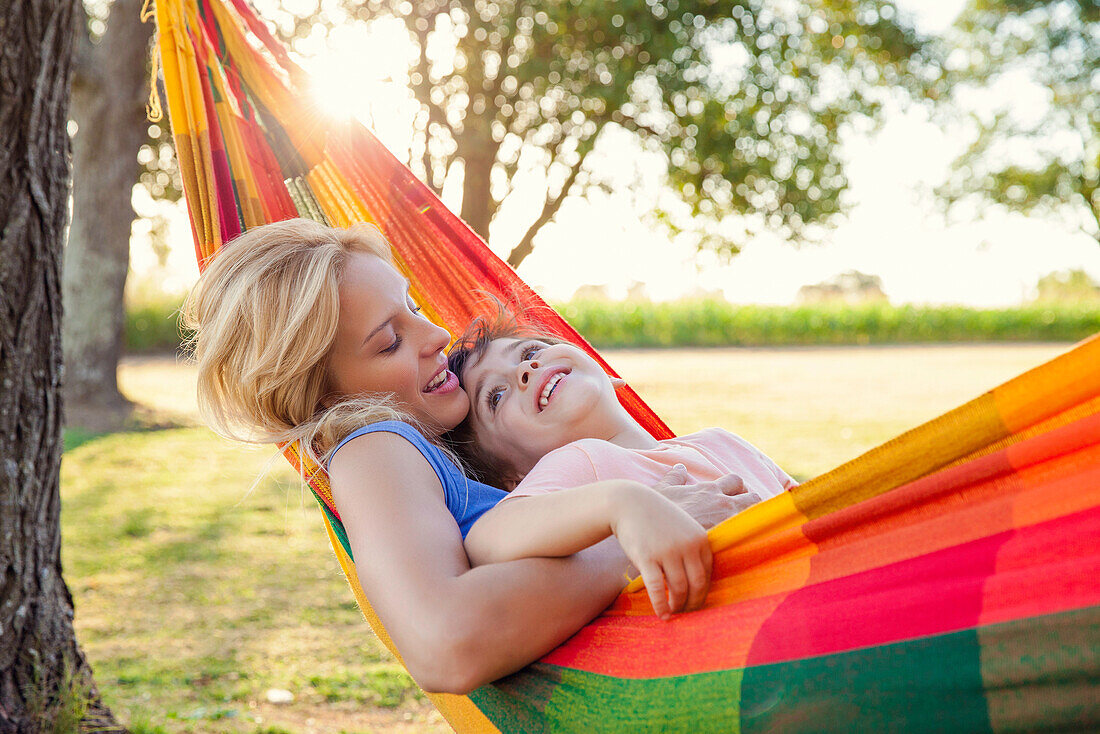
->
[425,368,460,395]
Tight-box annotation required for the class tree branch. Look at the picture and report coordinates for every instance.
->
[613,112,663,139]
[506,122,607,268]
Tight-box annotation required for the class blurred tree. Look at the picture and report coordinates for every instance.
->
[796,270,888,304]
[1034,268,1100,302]
[65,0,177,427]
[268,0,931,266]
[936,0,1098,241]
[1,1,121,730]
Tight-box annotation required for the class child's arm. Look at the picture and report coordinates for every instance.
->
[465,481,711,619]
[465,480,649,563]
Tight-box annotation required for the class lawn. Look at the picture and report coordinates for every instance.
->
[61,343,1072,733]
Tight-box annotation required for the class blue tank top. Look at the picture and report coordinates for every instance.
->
[327,420,506,538]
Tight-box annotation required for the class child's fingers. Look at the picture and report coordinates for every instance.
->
[662,558,689,614]
[684,547,712,612]
[639,562,670,620]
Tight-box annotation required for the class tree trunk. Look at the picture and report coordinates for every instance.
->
[456,108,497,241]
[0,1,122,731]
[64,0,153,425]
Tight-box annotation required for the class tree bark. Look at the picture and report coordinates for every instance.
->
[63,0,153,424]
[456,112,498,242]
[0,1,122,731]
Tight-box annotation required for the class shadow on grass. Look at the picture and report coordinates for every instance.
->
[64,402,192,454]
[64,426,109,452]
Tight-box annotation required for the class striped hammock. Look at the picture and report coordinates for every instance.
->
[153,0,1100,730]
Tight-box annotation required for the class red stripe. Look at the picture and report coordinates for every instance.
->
[540,507,1100,677]
[746,506,1100,666]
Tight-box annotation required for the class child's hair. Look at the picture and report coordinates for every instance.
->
[444,305,562,488]
[183,218,419,467]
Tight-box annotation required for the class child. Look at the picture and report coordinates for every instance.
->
[447,317,797,618]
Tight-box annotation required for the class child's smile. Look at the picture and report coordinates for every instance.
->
[537,369,569,411]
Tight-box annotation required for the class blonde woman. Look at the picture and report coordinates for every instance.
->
[186,218,748,693]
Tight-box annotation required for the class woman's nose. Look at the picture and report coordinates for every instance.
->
[422,320,451,355]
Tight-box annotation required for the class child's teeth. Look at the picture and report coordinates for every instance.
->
[539,374,562,408]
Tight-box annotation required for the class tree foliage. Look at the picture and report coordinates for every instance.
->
[1034,268,1100,302]
[937,0,1099,240]
[262,0,931,264]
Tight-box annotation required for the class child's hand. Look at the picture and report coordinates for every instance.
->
[653,465,761,529]
[610,487,712,620]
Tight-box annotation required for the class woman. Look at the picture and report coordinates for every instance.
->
[185,218,747,693]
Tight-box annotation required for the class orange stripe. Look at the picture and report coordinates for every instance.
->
[995,334,1100,433]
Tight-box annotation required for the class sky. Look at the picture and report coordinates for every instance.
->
[130,0,1100,306]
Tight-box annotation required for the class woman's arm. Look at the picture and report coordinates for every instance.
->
[328,432,632,694]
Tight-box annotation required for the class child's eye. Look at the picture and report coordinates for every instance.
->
[521,344,543,361]
[486,387,504,412]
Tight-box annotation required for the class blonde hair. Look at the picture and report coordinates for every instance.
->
[183,218,417,466]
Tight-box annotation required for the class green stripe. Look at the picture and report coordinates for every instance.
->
[314,494,352,559]
[739,625,990,733]
[979,604,1099,732]
[473,664,742,733]
[469,606,1098,733]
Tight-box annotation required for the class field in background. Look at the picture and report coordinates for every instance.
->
[125,295,1100,353]
[605,343,1070,478]
[63,343,1073,733]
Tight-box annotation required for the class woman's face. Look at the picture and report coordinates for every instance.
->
[325,253,469,435]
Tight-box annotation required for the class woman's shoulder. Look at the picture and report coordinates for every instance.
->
[328,420,438,468]
[326,420,454,507]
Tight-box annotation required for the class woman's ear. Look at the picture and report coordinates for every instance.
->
[610,376,627,390]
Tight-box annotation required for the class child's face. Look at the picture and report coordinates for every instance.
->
[460,338,622,481]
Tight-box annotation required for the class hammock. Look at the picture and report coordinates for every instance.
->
[153,1,1100,730]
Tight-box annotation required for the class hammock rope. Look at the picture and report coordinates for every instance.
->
[154,0,1100,730]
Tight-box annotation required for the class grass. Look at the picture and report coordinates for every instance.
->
[61,428,445,733]
[61,343,1074,732]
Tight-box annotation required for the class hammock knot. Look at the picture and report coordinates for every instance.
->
[146,43,164,123]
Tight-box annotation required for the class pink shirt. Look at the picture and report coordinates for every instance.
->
[510,428,796,500]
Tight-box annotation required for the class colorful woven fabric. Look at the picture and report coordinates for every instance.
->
[154,1,1100,730]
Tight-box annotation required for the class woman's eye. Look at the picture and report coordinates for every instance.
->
[487,388,503,412]
[382,334,403,354]
[521,344,543,361]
